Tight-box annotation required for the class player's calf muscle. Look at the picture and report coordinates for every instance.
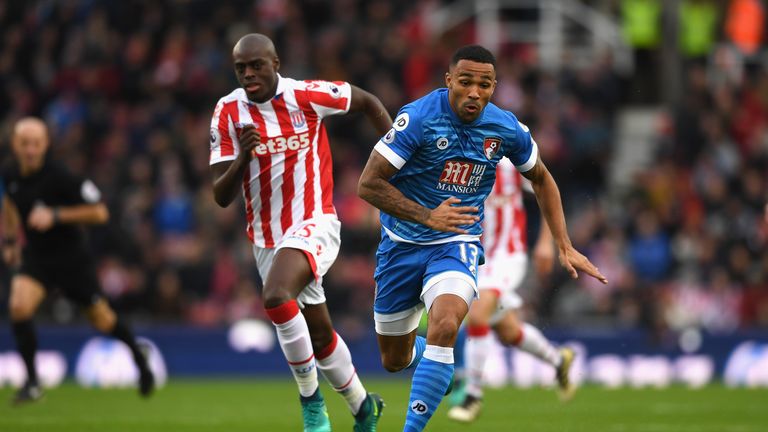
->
[380,350,411,372]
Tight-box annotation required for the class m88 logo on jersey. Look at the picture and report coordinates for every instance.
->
[251,132,310,157]
[437,160,487,194]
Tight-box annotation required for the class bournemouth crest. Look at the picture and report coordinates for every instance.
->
[483,137,501,160]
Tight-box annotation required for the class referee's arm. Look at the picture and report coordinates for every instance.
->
[27,203,108,232]
[2,196,21,268]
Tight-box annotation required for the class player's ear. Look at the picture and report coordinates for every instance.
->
[273,56,280,72]
[445,71,451,88]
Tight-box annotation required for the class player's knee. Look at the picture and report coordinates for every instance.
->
[467,309,490,327]
[92,317,113,333]
[497,326,522,346]
[89,308,116,333]
[428,315,460,346]
[262,285,294,309]
[263,295,294,310]
[380,351,410,373]
[9,301,35,321]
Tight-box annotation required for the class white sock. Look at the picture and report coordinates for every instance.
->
[424,344,454,363]
[316,332,367,415]
[515,323,562,367]
[268,302,318,397]
[465,328,492,398]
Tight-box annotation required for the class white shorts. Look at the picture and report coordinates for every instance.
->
[252,214,341,307]
[478,253,528,323]
[374,277,476,337]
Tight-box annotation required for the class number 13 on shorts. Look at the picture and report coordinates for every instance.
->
[458,243,479,276]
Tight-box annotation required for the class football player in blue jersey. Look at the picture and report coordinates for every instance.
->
[357,45,608,432]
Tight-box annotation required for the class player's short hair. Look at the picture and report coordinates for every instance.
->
[450,45,496,68]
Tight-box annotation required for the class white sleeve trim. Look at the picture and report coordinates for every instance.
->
[516,139,539,173]
[374,141,407,169]
[342,82,352,113]
[209,154,237,166]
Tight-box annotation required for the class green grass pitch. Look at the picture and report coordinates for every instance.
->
[1,378,765,431]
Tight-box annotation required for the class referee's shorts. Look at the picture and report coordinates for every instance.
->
[19,249,104,307]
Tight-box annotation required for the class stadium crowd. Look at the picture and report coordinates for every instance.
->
[0,0,765,340]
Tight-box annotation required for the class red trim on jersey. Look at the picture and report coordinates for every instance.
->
[316,123,335,214]
[302,249,319,281]
[467,325,491,337]
[315,331,339,360]
[247,105,274,247]
[271,97,298,232]
[265,299,300,325]
[287,354,315,366]
[293,90,318,219]
[218,101,237,157]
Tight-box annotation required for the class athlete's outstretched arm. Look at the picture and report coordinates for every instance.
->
[522,156,607,284]
[358,151,479,233]
[211,124,259,207]
[532,210,555,279]
[348,85,392,136]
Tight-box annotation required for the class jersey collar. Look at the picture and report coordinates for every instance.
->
[274,73,287,98]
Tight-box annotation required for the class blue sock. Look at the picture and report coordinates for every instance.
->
[453,326,466,372]
[404,345,454,432]
[406,335,426,370]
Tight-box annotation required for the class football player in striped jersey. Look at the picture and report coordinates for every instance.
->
[210,34,391,432]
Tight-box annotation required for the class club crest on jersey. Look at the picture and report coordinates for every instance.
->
[483,137,502,160]
[437,160,487,194]
[290,110,306,128]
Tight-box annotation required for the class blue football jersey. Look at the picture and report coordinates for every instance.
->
[373,88,538,244]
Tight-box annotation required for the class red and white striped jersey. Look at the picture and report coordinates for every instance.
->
[209,75,351,248]
[482,158,527,257]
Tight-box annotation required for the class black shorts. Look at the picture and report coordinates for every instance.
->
[19,249,103,307]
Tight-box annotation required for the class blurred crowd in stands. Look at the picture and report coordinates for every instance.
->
[0,0,765,341]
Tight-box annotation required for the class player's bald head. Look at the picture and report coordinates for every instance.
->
[13,117,49,142]
[232,33,280,103]
[233,33,277,59]
[11,116,50,173]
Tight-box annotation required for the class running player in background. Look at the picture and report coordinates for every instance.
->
[209,34,391,432]
[357,45,607,432]
[447,159,575,423]
[2,117,154,404]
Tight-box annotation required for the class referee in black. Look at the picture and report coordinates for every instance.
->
[2,117,154,404]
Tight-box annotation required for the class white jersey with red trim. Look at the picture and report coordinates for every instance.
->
[209,74,351,248]
[481,158,527,257]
